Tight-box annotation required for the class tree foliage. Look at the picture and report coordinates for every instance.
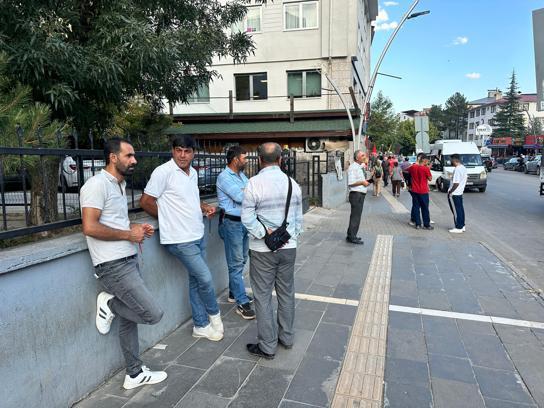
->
[367,91,399,151]
[428,104,446,134]
[0,0,255,131]
[443,92,468,139]
[395,120,415,155]
[493,71,526,140]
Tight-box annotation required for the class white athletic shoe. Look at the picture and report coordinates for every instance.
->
[193,324,223,341]
[449,228,464,234]
[209,313,224,334]
[430,220,435,224]
[462,226,466,232]
[123,367,167,390]
[96,292,115,335]
[409,221,415,226]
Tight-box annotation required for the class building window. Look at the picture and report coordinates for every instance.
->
[187,82,210,103]
[476,109,480,117]
[470,111,475,118]
[469,123,474,130]
[488,118,494,126]
[235,73,268,101]
[491,105,496,113]
[287,70,321,98]
[284,1,318,30]
[522,103,530,111]
[233,6,262,33]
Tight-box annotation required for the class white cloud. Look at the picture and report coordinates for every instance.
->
[453,36,469,45]
[465,72,481,79]
[384,1,399,6]
[375,8,389,23]
[374,21,399,31]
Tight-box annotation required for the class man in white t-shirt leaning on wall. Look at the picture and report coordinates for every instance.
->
[80,137,167,390]
[448,153,468,234]
[140,134,224,342]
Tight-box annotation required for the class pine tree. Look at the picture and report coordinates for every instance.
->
[492,71,526,142]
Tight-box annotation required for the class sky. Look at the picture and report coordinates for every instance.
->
[370,0,543,113]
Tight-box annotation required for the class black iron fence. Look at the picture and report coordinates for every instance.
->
[0,146,341,240]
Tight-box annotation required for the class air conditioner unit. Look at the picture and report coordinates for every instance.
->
[305,137,327,153]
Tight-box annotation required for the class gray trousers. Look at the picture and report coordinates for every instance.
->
[95,257,163,375]
[347,191,366,240]
[249,249,297,354]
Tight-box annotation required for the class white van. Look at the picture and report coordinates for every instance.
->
[427,140,487,193]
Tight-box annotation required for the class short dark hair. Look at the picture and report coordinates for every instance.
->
[258,142,282,164]
[394,161,399,167]
[226,146,247,164]
[418,153,428,161]
[404,157,409,161]
[104,137,132,165]
[171,134,195,150]
[451,153,460,162]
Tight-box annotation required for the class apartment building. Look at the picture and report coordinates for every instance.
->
[169,0,379,151]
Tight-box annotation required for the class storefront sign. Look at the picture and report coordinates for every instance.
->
[490,137,512,146]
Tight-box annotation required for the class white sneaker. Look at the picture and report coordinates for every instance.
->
[409,221,415,226]
[193,324,223,341]
[209,313,224,334]
[96,292,115,335]
[123,367,167,390]
[449,228,464,234]
[462,226,466,232]
[430,220,435,224]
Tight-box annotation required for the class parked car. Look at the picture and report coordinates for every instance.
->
[192,157,225,193]
[59,156,106,190]
[526,155,542,175]
[503,158,519,170]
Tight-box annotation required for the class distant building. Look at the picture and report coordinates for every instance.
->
[533,8,544,112]
[166,0,379,152]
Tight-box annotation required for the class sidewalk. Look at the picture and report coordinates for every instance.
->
[74,190,544,408]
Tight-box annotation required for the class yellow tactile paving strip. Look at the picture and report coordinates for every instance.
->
[331,234,393,408]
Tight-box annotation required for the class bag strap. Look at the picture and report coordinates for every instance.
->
[257,175,293,233]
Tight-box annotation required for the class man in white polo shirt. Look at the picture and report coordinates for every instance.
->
[346,150,371,244]
[140,134,223,342]
[448,153,468,234]
[81,137,167,390]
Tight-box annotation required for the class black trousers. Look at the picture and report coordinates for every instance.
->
[347,191,366,240]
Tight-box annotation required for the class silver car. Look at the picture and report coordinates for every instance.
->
[525,155,542,175]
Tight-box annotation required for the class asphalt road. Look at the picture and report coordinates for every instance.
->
[423,168,544,292]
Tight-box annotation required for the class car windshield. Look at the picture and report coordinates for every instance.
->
[444,154,483,167]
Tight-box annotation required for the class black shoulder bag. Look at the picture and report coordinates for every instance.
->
[258,176,293,252]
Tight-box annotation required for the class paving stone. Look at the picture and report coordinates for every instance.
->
[194,356,255,398]
[293,308,323,332]
[223,321,260,362]
[384,357,429,387]
[259,329,314,372]
[284,355,341,407]
[431,378,485,408]
[73,393,128,408]
[383,381,433,408]
[322,304,357,327]
[295,299,328,312]
[456,319,496,336]
[386,328,428,362]
[123,364,204,407]
[477,296,520,319]
[141,325,197,366]
[494,325,535,345]
[416,272,444,291]
[428,354,476,384]
[461,333,514,371]
[306,283,335,297]
[279,400,322,408]
[390,279,419,299]
[388,311,422,331]
[507,298,544,322]
[422,316,457,337]
[314,270,343,287]
[391,267,416,281]
[332,283,361,300]
[81,369,141,401]
[483,397,537,407]
[447,290,484,315]
[418,288,452,310]
[293,277,313,293]
[229,366,293,408]
[176,321,248,370]
[389,294,419,308]
[305,322,350,362]
[175,391,230,408]
[423,321,467,358]
[435,264,463,275]
[474,366,534,405]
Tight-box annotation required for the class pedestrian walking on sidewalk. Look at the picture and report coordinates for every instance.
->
[140,135,224,342]
[347,150,372,244]
[242,142,303,360]
[382,156,390,187]
[448,153,468,233]
[407,154,434,230]
[372,159,383,197]
[81,138,167,390]
[391,161,404,197]
[216,146,256,320]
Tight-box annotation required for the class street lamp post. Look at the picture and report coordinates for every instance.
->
[356,0,430,151]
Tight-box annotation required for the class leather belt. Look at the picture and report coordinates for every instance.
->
[95,254,137,268]
[224,214,242,222]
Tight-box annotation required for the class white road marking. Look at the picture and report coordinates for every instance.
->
[382,189,409,214]
[245,289,360,307]
[389,304,544,330]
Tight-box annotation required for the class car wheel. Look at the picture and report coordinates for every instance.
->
[438,178,448,193]
[524,166,529,174]
[479,186,486,192]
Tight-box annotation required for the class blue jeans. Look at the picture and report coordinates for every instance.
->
[165,236,219,328]
[219,218,250,305]
[412,193,430,227]
[452,195,465,229]
[409,191,417,222]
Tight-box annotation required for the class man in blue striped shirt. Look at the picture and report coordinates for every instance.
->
[241,143,303,360]
[217,146,255,320]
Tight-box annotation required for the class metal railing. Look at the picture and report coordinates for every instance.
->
[0,146,335,241]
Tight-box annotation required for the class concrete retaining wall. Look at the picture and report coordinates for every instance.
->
[0,215,228,408]
[321,171,348,209]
